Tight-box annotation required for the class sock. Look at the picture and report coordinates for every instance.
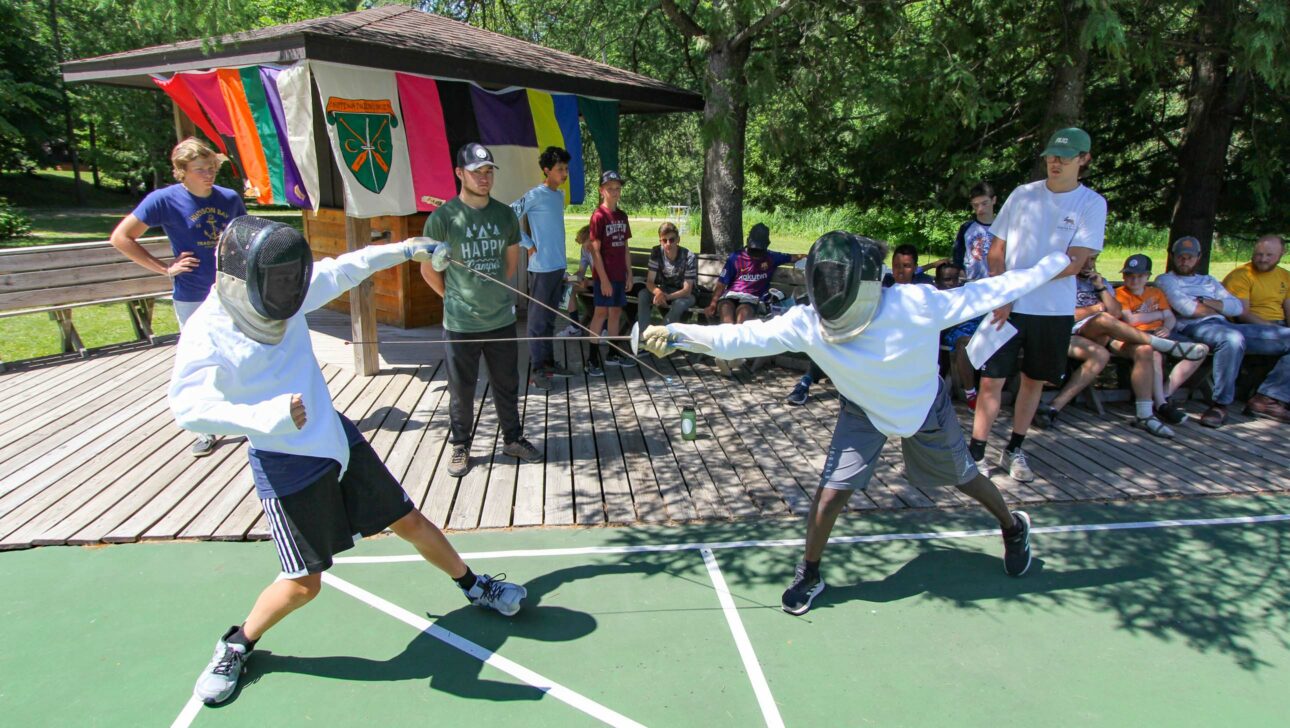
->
[1006,432,1026,453]
[969,438,987,462]
[1135,399,1153,419]
[1147,335,1174,354]
[802,559,821,576]
[965,387,977,398]
[228,625,257,652]
[453,567,478,592]
[1002,514,1023,536]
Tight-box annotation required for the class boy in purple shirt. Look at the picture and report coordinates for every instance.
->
[704,223,801,323]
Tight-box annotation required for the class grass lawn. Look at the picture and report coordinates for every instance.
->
[0,300,181,364]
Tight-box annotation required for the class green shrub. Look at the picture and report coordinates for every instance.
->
[0,196,33,241]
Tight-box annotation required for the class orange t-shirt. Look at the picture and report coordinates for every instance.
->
[1115,285,1171,331]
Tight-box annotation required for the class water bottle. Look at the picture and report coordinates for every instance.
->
[680,406,698,441]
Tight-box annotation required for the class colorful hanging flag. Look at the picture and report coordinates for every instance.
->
[469,86,542,205]
[272,63,320,211]
[395,73,457,211]
[257,66,313,209]
[312,61,416,217]
[579,97,620,173]
[525,90,585,205]
[151,75,228,156]
[216,69,273,204]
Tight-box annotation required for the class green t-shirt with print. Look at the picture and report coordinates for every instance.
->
[423,196,521,333]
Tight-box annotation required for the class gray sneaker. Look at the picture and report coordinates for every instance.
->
[502,437,541,463]
[463,573,527,616]
[1000,448,1035,482]
[548,364,577,378]
[194,626,248,705]
[447,445,470,477]
[190,434,217,457]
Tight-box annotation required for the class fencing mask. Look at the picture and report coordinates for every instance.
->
[216,216,313,345]
[804,231,885,344]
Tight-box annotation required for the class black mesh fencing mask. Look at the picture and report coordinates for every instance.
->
[804,231,885,343]
[216,216,312,344]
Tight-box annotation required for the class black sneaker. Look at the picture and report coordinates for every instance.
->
[1002,511,1032,577]
[1155,400,1188,425]
[1033,405,1059,429]
[786,381,810,406]
[447,445,470,477]
[781,561,825,615]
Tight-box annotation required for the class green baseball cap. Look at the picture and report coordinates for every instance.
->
[1041,127,1091,157]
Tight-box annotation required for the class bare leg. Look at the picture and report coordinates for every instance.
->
[1012,374,1048,433]
[587,307,608,364]
[242,573,322,641]
[389,509,468,578]
[803,487,852,562]
[718,300,737,324]
[956,473,1014,528]
[735,303,756,324]
[1125,342,1154,401]
[1079,312,1153,346]
[1165,357,1204,399]
[1151,350,1167,405]
[1048,336,1109,412]
[972,376,1007,440]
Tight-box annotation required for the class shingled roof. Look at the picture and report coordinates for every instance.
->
[61,5,702,114]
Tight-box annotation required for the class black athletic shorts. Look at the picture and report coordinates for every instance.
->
[980,311,1075,384]
[261,439,414,577]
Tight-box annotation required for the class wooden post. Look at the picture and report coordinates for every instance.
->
[172,100,197,142]
[345,214,380,375]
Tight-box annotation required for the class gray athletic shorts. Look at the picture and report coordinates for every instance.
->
[820,380,977,491]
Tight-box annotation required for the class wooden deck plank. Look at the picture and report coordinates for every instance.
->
[541,341,576,526]
[644,355,732,519]
[511,356,549,527]
[679,360,790,517]
[480,356,530,529]
[0,353,175,479]
[603,362,669,522]
[617,362,699,522]
[414,372,481,527]
[582,362,637,524]
[392,370,452,510]
[0,346,167,435]
[140,451,249,540]
[443,374,498,530]
[566,350,607,525]
[0,410,176,547]
[0,347,156,422]
[368,366,435,462]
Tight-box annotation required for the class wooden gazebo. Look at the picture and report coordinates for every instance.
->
[62,6,702,374]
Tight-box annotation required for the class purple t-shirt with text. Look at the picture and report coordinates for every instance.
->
[719,250,792,300]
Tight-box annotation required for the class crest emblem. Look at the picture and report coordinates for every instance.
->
[326,97,399,194]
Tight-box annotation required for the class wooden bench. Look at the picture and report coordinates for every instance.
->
[0,237,175,370]
[621,246,804,324]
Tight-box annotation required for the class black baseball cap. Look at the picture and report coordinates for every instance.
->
[1121,254,1151,274]
[746,223,771,251]
[456,143,498,171]
[600,170,623,186]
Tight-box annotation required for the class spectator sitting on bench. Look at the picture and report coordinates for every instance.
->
[705,223,801,375]
[1114,254,1206,429]
[636,221,698,327]
[558,226,593,337]
[1033,253,1208,436]
[934,262,981,410]
[882,243,939,287]
[1157,236,1290,427]
[1222,234,1289,329]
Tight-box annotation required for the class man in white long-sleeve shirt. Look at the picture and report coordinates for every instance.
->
[642,232,1070,615]
[170,218,526,707]
[1156,235,1290,427]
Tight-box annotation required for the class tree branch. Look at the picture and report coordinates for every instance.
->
[659,0,705,38]
[731,0,803,48]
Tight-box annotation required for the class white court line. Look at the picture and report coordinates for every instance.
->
[320,572,647,728]
[170,696,202,728]
[331,512,1290,564]
[701,548,785,728]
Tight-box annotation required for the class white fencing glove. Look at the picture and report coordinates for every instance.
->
[641,325,675,358]
[403,237,451,271]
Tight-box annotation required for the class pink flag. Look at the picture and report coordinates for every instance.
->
[395,73,457,211]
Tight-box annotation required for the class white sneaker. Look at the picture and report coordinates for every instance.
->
[463,573,527,617]
[1000,448,1035,482]
[557,324,581,337]
[194,627,248,705]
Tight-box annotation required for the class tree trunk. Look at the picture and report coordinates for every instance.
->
[88,117,100,189]
[48,0,85,205]
[699,41,750,256]
[1029,0,1090,181]
[1168,0,1247,275]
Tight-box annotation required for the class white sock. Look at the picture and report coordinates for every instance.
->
[965,387,977,397]
[1148,335,1179,355]
[1135,400,1153,419]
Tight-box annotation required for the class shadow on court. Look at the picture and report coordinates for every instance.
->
[597,497,1290,671]
[233,561,661,704]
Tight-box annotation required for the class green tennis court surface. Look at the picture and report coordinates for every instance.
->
[5,495,1290,726]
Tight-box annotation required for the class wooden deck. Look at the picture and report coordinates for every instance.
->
[1,311,1288,550]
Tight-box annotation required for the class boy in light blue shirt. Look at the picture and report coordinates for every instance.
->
[512,146,574,389]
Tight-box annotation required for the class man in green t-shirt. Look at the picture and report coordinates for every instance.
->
[421,143,542,477]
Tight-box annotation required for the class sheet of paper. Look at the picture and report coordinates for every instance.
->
[966,320,1018,370]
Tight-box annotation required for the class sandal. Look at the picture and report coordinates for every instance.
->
[1165,340,1209,361]
[1134,415,1175,439]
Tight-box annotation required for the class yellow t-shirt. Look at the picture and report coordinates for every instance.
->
[1222,263,1290,322]
[1115,285,1171,331]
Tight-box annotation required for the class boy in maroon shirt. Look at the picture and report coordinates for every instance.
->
[585,170,635,376]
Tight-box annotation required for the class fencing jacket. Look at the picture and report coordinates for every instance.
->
[666,251,1071,437]
[169,244,410,480]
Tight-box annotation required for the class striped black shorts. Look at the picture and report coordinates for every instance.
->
[261,439,414,577]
